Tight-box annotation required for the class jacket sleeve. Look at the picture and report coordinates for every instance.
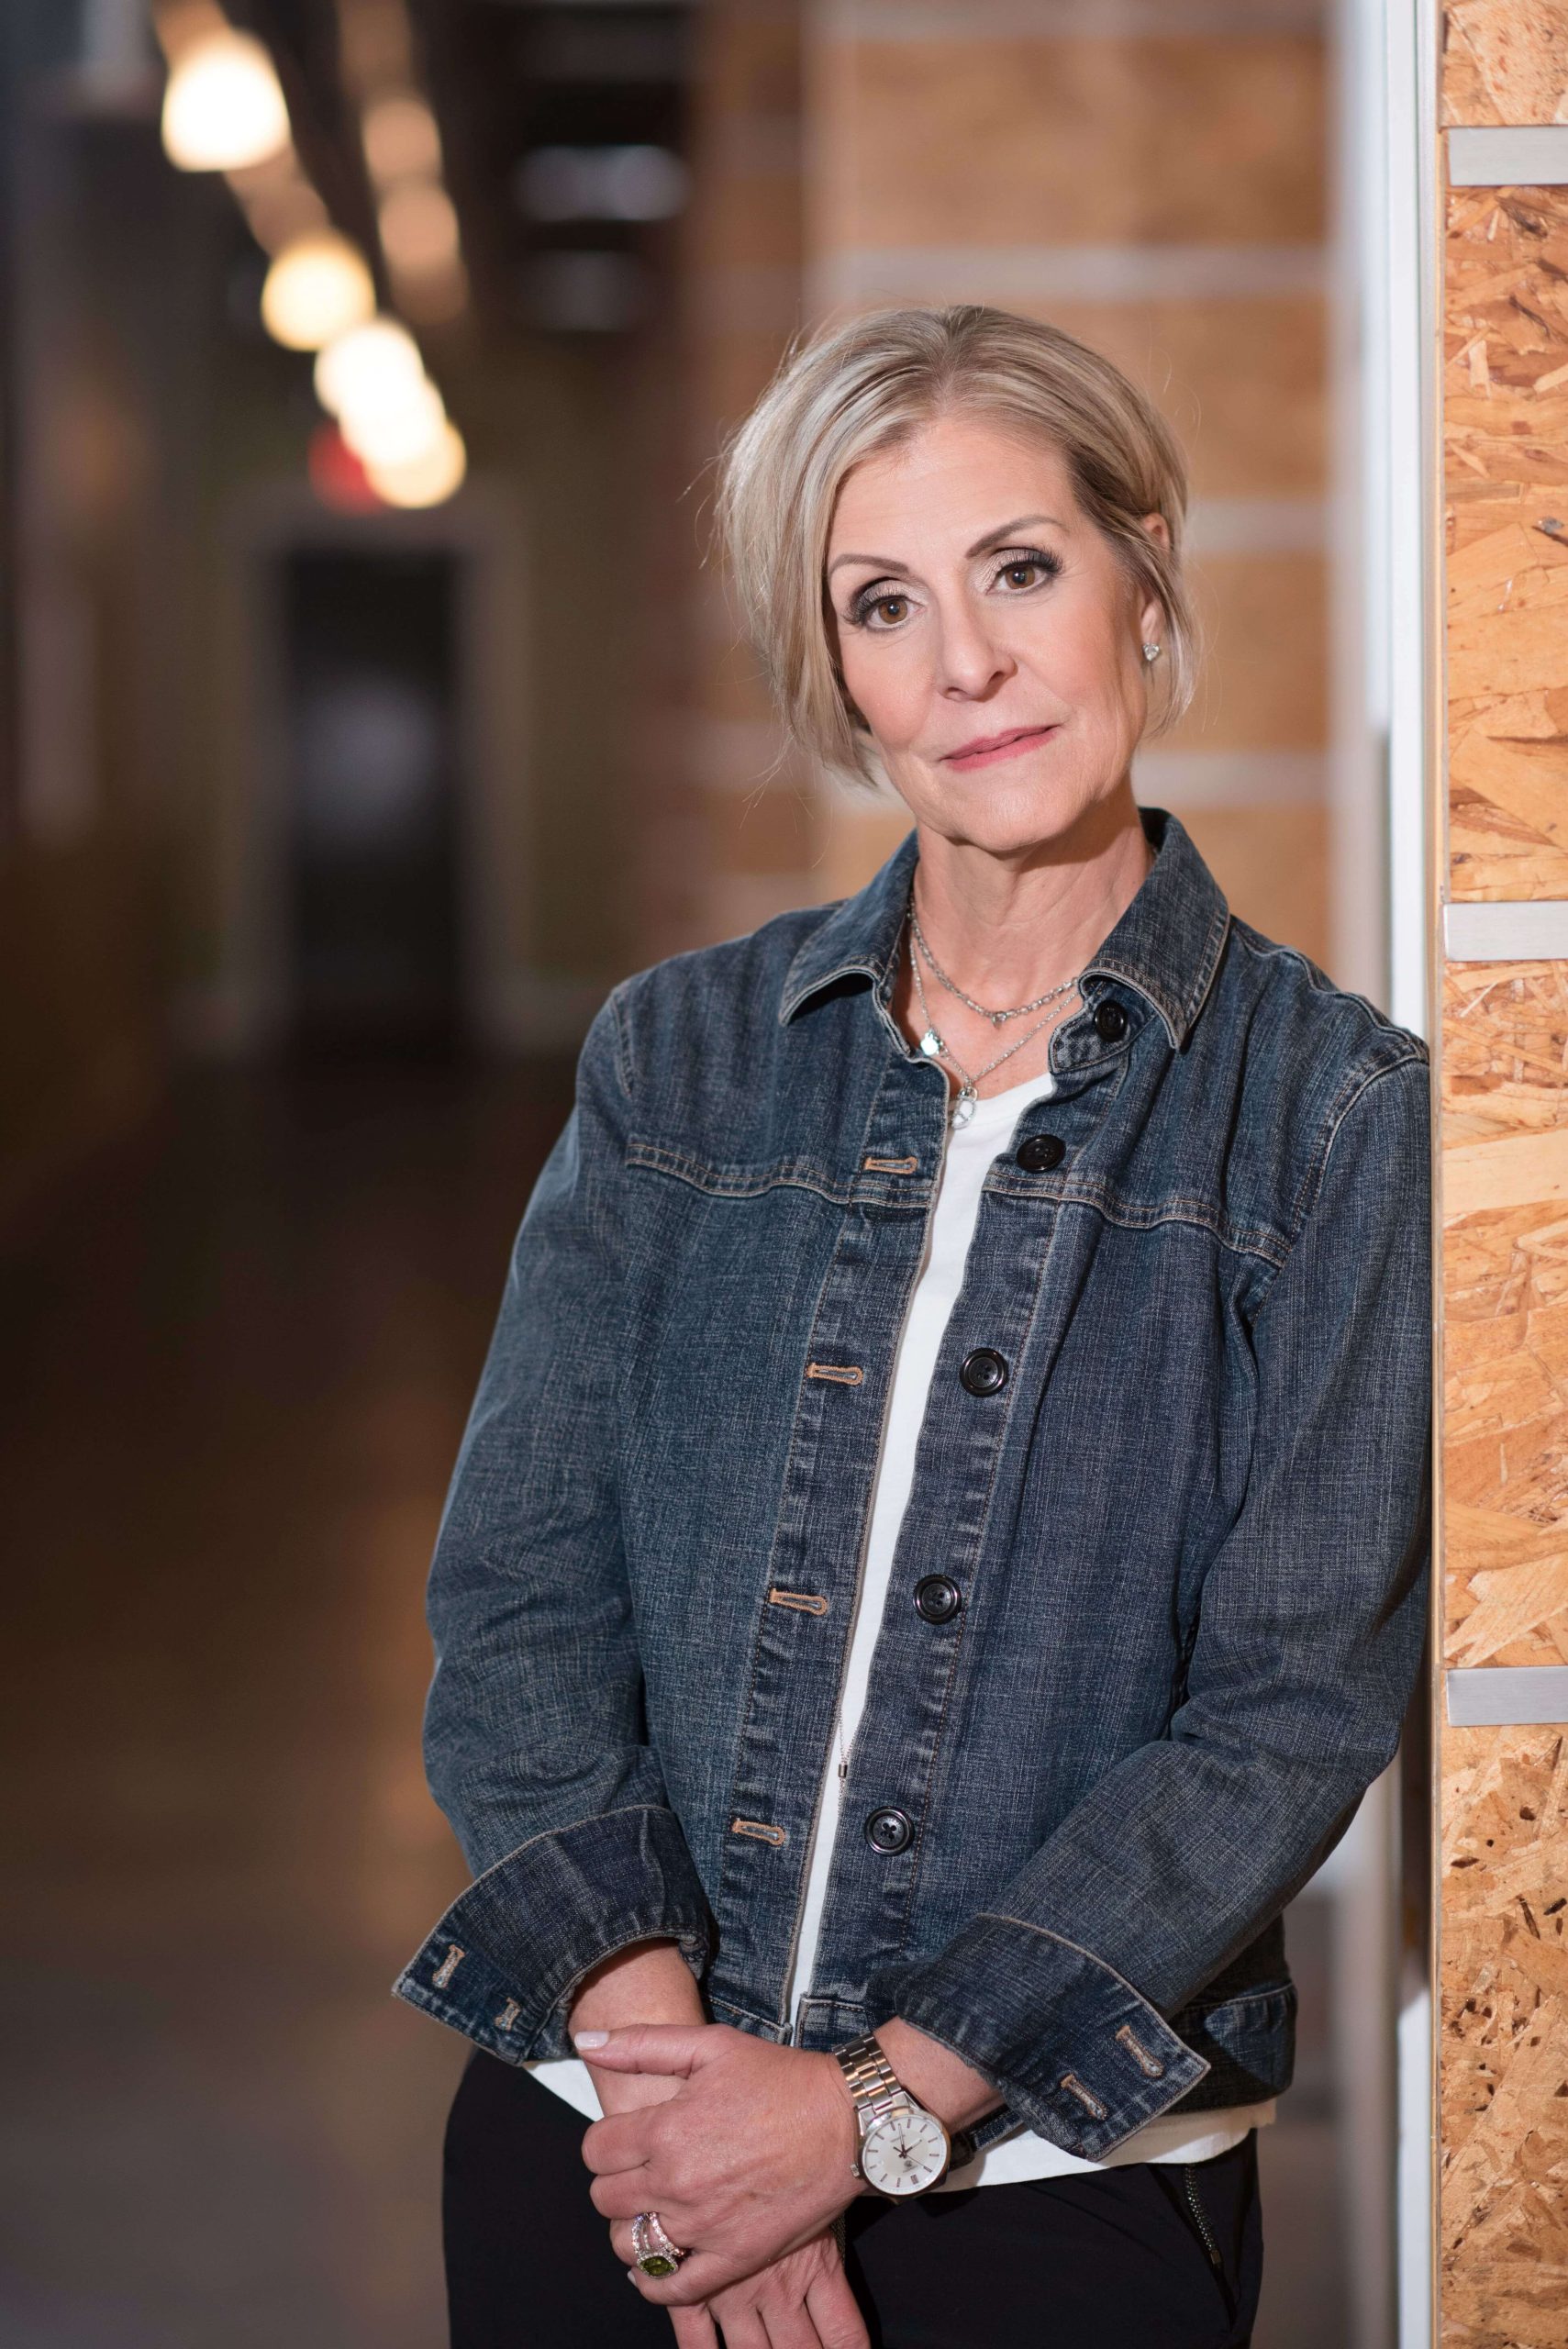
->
[392,990,717,2064]
[889,1049,1433,2156]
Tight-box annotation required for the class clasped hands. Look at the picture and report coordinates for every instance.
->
[574,2021,873,2348]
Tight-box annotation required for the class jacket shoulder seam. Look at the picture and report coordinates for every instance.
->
[1291,1050,1428,1238]
[1226,920,1428,1055]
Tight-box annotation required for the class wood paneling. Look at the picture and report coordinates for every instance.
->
[1440,1726,1568,2343]
[1440,954,1568,1668]
[1441,3,1568,126]
[1439,7,1568,2336]
[1444,184,1568,903]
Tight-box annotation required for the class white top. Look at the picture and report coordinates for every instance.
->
[524,1062,1273,2181]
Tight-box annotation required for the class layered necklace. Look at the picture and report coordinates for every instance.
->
[906,890,1083,1128]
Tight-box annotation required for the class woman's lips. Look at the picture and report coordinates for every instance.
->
[942,725,1060,772]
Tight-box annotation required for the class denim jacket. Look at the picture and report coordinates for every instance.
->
[394,803,1431,2164]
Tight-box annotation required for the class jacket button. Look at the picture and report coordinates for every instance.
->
[1094,999,1129,1042]
[960,1346,1008,1397]
[1016,1132,1064,1173]
[913,1575,962,1623]
[865,1806,913,1853]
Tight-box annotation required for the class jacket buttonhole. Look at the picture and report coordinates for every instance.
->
[432,1943,465,1990]
[495,1999,521,2031]
[1115,2023,1165,2078]
[730,1816,788,1846]
[806,1362,865,1386]
[1060,2071,1108,2121]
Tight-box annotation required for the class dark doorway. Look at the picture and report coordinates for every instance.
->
[283,548,462,1057]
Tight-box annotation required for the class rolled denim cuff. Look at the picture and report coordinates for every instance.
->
[392,1803,717,2065]
[891,1911,1212,2158]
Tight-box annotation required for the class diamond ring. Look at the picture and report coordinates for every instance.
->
[631,2210,688,2277]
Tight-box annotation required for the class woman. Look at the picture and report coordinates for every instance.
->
[396,304,1431,2349]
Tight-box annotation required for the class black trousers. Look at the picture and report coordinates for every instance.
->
[443,2051,1263,2348]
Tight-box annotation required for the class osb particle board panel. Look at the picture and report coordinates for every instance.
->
[1444,184,1568,903]
[1440,960,1568,1667]
[1442,3,1568,127]
[1440,1724,1568,2344]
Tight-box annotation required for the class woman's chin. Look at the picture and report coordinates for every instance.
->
[907,766,1105,858]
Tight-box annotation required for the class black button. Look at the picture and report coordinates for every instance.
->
[1016,1131,1064,1173]
[1094,999,1129,1042]
[960,1347,1008,1397]
[865,1806,913,1854]
[913,1575,962,1623]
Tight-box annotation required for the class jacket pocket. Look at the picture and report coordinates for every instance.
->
[626,1136,853,1207]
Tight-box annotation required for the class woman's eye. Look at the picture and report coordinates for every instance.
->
[999,556,1055,590]
[851,591,911,629]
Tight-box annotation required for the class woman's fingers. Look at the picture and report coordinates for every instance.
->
[758,2299,827,2349]
[711,2305,773,2349]
[581,2107,661,2176]
[573,2022,720,2077]
[805,2258,871,2349]
[591,2167,670,2222]
[667,2307,721,2348]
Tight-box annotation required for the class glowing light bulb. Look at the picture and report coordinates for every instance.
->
[361,92,442,187]
[161,29,290,173]
[261,230,375,351]
[378,181,461,279]
[338,377,447,469]
[366,422,468,508]
[314,317,425,421]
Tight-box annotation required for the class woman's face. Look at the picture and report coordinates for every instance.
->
[824,410,1170,856]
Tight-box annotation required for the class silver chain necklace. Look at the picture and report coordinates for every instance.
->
[909,895,1080,1028]
[907,918,1076,1128]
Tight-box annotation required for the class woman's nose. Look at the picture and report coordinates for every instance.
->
[935,599,1014,697]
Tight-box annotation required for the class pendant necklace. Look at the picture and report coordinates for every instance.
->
[907,915,1081,1129]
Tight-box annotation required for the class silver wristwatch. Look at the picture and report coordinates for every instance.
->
[832,2032,955,2198]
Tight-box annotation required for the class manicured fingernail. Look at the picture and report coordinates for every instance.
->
[573,2030,608,2048]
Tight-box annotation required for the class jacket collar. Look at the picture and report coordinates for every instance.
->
[778,803,1230,1052]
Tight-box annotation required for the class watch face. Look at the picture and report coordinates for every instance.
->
[862,2105,949,2196]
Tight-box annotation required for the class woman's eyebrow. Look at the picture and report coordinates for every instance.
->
[966,513,1064,555]
[826,514,1065,579]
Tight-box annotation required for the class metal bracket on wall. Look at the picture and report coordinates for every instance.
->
[1446,1667,1568,1727]
[1448,126,1568,186]
[1442,901,1568,960]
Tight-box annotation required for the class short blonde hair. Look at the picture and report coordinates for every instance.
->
[714,302,1200,790]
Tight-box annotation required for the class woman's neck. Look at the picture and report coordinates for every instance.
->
[909,797,1153,1009]
[890,794,1154,1101]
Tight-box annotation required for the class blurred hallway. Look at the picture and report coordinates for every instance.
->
[0,1059,573,2349]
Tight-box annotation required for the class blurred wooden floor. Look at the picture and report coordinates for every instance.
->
[0,1060,1346,2347]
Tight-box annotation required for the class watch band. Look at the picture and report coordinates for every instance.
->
[834,2032,912,2131]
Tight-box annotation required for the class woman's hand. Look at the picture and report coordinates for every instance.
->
[575,2022,865,2308]
[654,2231,869,2349]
